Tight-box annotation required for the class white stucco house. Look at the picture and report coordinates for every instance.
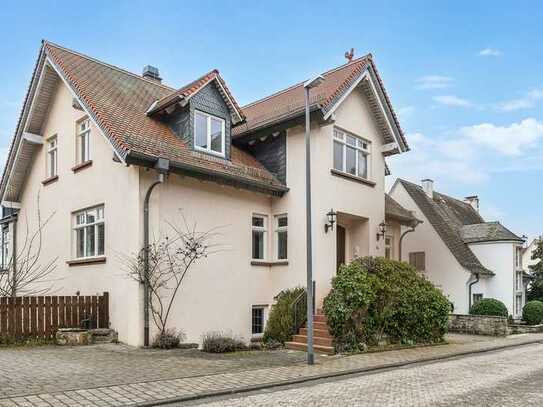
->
[523,237,541,272]
[0,41,413,347]
[389,178,528,318]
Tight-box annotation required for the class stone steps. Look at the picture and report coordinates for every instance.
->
[285,313,335,355]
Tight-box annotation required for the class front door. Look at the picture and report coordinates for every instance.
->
[336,225,346,271]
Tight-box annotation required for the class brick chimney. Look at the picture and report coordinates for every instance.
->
[142,65,162,83]
[464,195,480,212]
[421,179,434,198]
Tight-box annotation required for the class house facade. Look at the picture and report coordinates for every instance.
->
[390,178,527,317]
[523,237,541,272]
[0,41,410,346]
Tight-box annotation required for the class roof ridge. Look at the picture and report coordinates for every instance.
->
[242,54,371,109]
[398,179,478,212]
[43,40,176,92]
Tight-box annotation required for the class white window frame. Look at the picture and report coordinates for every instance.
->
[333,127,371,180]
[1,225,10,272]
[46,135,58,178]
[516,270,523,292]
[194,110,226,157]
[274,214,288,261]
[384,235,394,260]
[251,214,267,261]
[515,294,523,317]
[73,205,105,260]
[76,118,91,164]
[251,305,267,337]
[515,246,523,269]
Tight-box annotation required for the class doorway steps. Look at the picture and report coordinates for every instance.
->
[285,311,334,355]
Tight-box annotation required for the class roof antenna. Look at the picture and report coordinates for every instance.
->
[344,48,355,62]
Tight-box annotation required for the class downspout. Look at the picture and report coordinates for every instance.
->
[398,219,422,261]
[468,273,480,311]
[11,218,17,298]
[143,158,169,347]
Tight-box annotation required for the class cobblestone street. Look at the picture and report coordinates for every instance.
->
[0,334,542,406]
[187,343,543,406]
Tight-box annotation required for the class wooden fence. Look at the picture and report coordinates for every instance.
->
[0,292,109,339]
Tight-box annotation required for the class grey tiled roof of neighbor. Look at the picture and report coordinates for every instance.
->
[385,194,419,225]
[460,222,524,243]
[398,179,494,276]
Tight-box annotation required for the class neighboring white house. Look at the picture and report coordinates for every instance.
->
[523,237,541,271]
[0,41,411,346]
[390,178,527,318]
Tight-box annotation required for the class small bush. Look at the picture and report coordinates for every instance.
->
[152,328,186,349]
[523,301,543,325]
[469,298,508,317]
[263,287,305,345]
[323,257,450,352]
[201,331,247,353]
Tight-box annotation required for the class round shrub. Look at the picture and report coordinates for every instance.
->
[522,301,543,325]
[263,287,305,345]
[469,298,508,317]
[152,328,186,349]
[323,257,450,353]
[201,331,247,353]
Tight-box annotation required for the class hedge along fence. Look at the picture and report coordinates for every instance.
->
[0,293,109,339]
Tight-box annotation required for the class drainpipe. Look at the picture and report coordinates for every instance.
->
[468,273,480,311]
[398,219,422,261]
[143,158,169,347]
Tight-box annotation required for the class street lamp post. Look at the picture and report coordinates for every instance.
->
[303,75,324,365]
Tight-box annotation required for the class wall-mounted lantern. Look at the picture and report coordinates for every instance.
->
[376,221,387,241]
[324,209,337,233]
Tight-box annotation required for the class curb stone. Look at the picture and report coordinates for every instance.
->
[135,338,543,406]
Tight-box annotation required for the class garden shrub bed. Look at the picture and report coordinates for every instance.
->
[323,257,450,353]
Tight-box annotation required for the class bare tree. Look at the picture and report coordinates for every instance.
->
[0,193,58,297]
[124,217,220,336]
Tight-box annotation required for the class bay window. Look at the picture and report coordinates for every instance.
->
[333,128,371,179]
[73,205,105,259]
[194,110,225,156]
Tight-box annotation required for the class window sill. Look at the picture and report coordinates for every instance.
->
[67,256,106,267]
[250,260,289,267]
[330,169,376,187]
[41,175,59,186]
[71,160,93,173]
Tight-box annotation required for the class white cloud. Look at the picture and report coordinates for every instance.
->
[433,95,473,107]
[478,48,503,57]
[497,88,543,111]
[415,75,453,90]
[397,106,415,120]
[460,118,543,156]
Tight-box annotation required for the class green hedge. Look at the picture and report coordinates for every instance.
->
[263,287,305,345]
[323,257,450,353]
[469,298,508,317]
[523,301,543,325]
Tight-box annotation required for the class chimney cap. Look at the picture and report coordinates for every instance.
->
[142,65,161,82]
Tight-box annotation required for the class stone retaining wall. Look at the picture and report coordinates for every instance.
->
[509,323,543,334]
[448,314,508,336]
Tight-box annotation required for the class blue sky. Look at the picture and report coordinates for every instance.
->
[0,1,542,239]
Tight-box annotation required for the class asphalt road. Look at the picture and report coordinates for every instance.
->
[178,343,543,406]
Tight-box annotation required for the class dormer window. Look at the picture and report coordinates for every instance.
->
[194,110,225,157]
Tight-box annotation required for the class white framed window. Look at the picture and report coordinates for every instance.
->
[516,270,523,291]
[515,294,523,317]
[275,214,288,260]
[385,235,393,259]
[76,118,91,164]
[73,205,105,259]
[252,215,267,260]
[252,306,267,336]
[46,136,58,178]
[1,226,9,271]
[515,246,523,269]
[333,128,371,179]
[194,110,225,157]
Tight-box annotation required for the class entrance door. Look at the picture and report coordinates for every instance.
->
[336,225,346,271]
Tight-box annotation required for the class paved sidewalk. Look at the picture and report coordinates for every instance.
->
[1,333,543,406]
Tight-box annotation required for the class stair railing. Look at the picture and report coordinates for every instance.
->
[291,281,316,335]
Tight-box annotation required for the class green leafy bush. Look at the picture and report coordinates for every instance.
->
[201,331,248,353]
[469,298,508,317]
[263,287,305,345]
[522,300,543,325]
[152,328,186,349]
[323,257,450,352]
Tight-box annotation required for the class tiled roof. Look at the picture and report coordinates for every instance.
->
[42,42,283,192]
[385,194,419,226]
[398,179,494,276]
[460,222,524,244]
[232,55,408,151]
